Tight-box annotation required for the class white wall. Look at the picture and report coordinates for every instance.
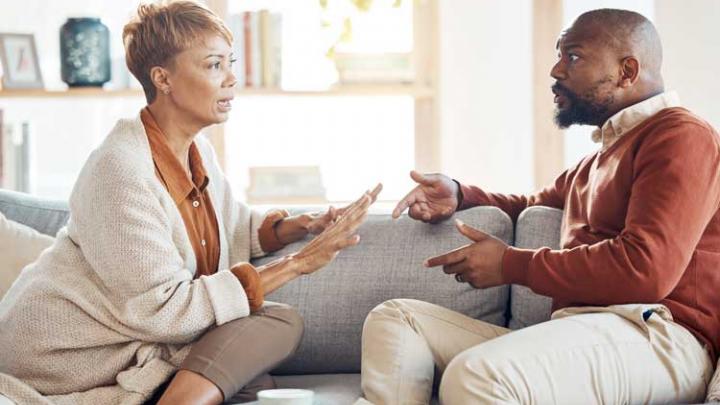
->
[438,0,534,194]
[655,0,720,129]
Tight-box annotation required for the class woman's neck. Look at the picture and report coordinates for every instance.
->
[147,102,201,171]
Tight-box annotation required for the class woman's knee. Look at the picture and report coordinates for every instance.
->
[259,304,304,354]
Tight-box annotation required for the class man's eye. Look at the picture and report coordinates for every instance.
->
[568,54,579,62]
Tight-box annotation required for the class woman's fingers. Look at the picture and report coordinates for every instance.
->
[301,184,378,256]
[335,234,361,250]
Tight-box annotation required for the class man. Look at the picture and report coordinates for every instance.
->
[359,8,719,405]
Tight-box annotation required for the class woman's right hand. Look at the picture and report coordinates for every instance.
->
[293,183,382,275]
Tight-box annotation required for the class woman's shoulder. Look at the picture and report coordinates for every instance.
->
[73,114,156,193]
[88,115,154,176]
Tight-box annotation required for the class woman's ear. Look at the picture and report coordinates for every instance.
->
[619,57,640,88]
[150,66,171,95]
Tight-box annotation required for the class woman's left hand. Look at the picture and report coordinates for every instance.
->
[304,206,340,235]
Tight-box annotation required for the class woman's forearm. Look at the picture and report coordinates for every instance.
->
[274,215,311,245]
[256,255,302,295]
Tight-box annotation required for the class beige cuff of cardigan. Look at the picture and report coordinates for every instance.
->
[201,269,251,324]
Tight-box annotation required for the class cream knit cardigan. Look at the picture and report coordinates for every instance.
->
[0,114,268,404]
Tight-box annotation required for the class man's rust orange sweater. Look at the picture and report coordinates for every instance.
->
[460,108,720,361]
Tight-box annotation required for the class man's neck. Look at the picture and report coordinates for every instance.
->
[596,87,665,128]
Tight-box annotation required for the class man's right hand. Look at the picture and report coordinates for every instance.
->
[392,170,460,223]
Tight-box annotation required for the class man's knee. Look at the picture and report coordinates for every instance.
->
[364,298,419,325]
[439,349,517,405]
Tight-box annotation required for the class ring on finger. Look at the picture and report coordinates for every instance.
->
[455,273,464,283]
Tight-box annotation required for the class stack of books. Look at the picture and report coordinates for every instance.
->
[227,10,283,89]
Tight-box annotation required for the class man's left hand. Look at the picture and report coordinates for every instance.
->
[424,219,508,289]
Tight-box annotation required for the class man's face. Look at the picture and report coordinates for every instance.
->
[550,24,620,128]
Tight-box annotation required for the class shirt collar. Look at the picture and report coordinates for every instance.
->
[141,108,209,205]
[591,91,681,150]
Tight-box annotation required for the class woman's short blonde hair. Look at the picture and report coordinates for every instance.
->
[123,1,233,103]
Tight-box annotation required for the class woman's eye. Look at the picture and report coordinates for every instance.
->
[211,62,221,69]
[230,58,237,66]
[568,54,579,62]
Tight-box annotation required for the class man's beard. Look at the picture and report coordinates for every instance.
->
[552,82,614,128]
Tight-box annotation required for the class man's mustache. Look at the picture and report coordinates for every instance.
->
[551,82,572,97]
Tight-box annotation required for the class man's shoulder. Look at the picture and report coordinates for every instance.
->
[650,107,717,134]
[637,107,720,157]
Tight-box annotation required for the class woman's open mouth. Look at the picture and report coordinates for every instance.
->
[217,98,233,112]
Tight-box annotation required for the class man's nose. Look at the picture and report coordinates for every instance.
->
[550,60,566,81]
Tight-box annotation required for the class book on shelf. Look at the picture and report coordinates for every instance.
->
[230,10,283,89]
[1,119,33,193]
[333,52,415,84]
[0,109,3,187]
[227,13,246,86]
[246,166,326,204]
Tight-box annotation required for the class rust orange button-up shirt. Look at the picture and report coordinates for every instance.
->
[141,108,221,278]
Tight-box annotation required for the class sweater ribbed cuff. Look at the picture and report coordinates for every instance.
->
[201,270,250,325]
[230,262,264,312]
[257,209,290,253]
[502,246,534,285]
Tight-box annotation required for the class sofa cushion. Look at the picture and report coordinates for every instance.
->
[0,213,54,300]
[254,207,514,374]
[508,206,562,329]
[0,190,69,237]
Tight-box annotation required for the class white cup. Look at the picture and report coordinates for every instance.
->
[257,389,314,405]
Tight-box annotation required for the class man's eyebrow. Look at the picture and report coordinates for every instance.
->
[560,43,583,52]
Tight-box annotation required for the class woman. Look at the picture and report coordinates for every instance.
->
[0,2,380,404]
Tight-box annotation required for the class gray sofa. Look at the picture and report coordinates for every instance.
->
[0,189,715,405]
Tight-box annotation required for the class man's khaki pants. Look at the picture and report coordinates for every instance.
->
[360,299,713,405]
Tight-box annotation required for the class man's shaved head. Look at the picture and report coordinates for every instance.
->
[551,9,665,128]
[572,9,663,81]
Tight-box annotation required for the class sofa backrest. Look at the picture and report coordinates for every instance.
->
[0,190,69,237]
[507,206,562,329]
[258,206,514,374]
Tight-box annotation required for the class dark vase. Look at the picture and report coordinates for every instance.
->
[60,18,111,87]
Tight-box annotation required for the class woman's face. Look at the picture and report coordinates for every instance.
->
[163,34,236,127]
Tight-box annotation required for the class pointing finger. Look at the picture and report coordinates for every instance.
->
[410,170,436,187]
[455,219,490,242]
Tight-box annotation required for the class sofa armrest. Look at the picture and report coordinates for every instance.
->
[508,206,562,330]
[252,206,513,375]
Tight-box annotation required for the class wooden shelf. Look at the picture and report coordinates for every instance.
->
[0,84,433,99]
[0,88,145,98]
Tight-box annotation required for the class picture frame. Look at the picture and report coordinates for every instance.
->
[0,33,44,89]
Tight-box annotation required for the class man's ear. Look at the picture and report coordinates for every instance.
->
[149,66,171,95]
[619,57,640,88]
